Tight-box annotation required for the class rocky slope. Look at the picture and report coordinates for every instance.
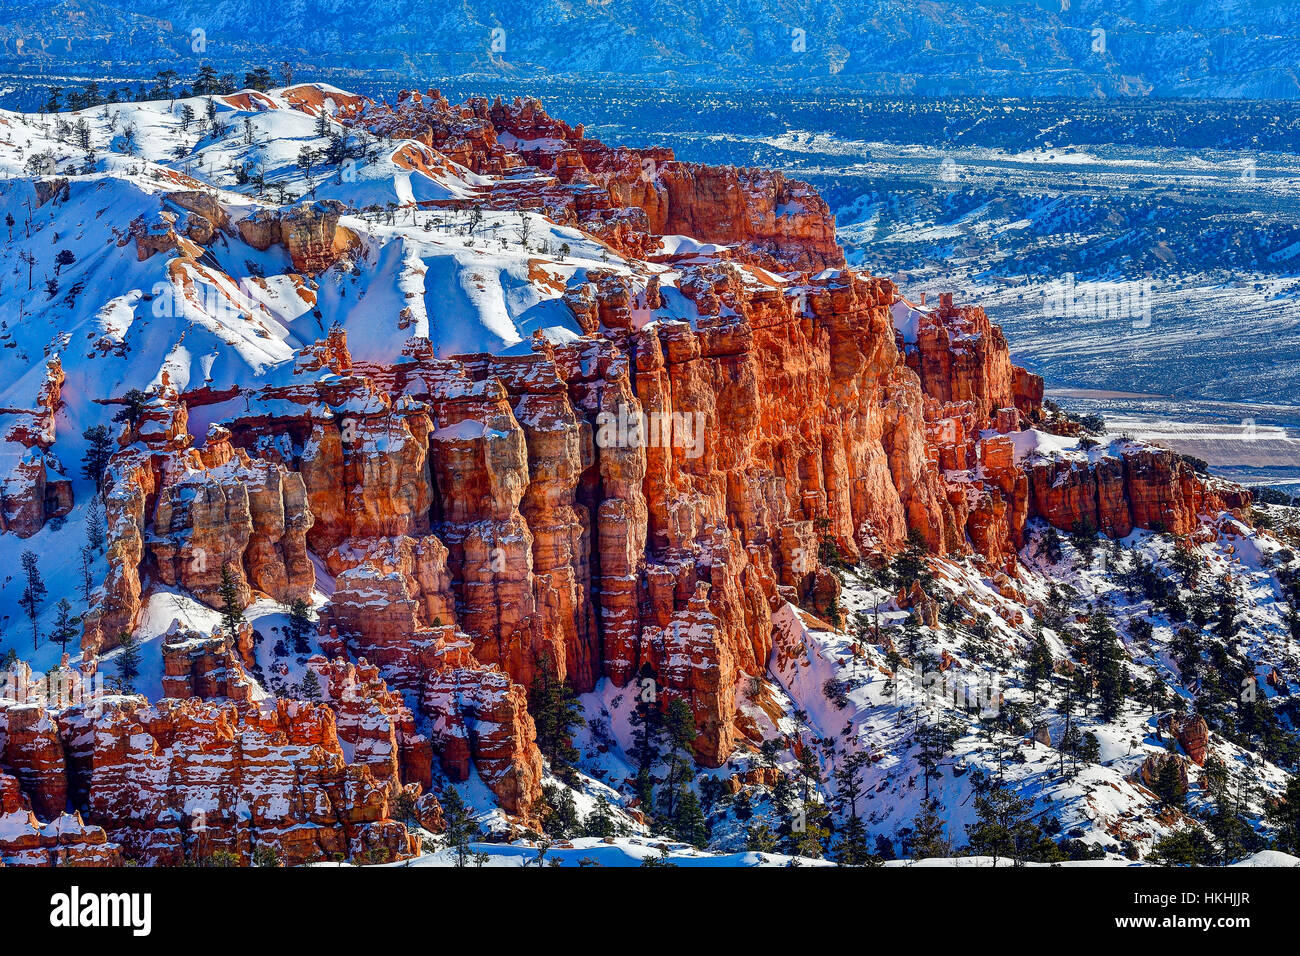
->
[0,82,1286,867]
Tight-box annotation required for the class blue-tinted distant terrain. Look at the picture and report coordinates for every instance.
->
[2,0,1300,98]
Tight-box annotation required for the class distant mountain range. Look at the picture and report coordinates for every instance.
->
[2,0,1299,97]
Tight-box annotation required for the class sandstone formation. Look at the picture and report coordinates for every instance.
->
[0,358,73,537]
[57,695,416,865]
[1,87,1259,865]
[237,200,360,274]
[352,90,843,271]
[0,771,123,867]
[1163,712,1212,767]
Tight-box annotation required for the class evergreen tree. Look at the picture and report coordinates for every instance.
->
[1170,541,1204,588]
[745,823,778,853]
[582,797,618,839]
[285,598,313,655]
[627,669,662,813]
[1146,826,1214,865]
[218,563,245,637]
[890,528,933,592]
[965,773,1036,867]
[909,797,952,860]
[795,740,823,803]
[914,720,958,800]
[111,388,150,433]
[85,493,106,552]
[243,67,274,92]
[300,668,322,703]
[1154,756,1187,808]
[829,750,872,864]
[81,424,114,492]
[787,800,830,860]
[116,631,141,690]
[1087,610,1127,721]
[658,698,698,822]
[50,599,80,654]
[673,789,709,848]
[1173,625,1203,685]
[1214,578,1240,640]
[1026,621,1054,699]
[1265,774,1300,855]
[1207,790,1264,865]
[78,545,96,604]
[833,812,872,866]
[540,783,581,839]
[528,655,584,784]
[1036,526,1063,563]
[19,550,46,649]
[440,789,480,868]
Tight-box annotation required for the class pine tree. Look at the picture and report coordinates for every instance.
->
[914,721,958,800]
[1173,625,1202,685]
[300,668,322,703]
[787,800,830,859]
[1207,790,1263,865]
[909,797,951,860]
[1154,756,1187,808]
[528,655,584,784]
[1265,774,1300,855]
[243,67,274,92]
[833,812,872,866]
[965,773,1036,867]
[116,631,141,690]
[627,669,662,814]
[440,789,479,868]
[540,783,581,839]
[834,750,869,819]
[218,563,245,637]
[111,388,150,433]
[81,425,114,491]
[50,599,80,654]
[745,823,778,853]
[1026,621,1054,699]
[285,598,313,654]
[1087,610,1127,721]
[658,698,698,822]
[19,550,46,649]
[1036,526,1063,563]
[1214,578,1240,640]
[795,740,822,803]
[582,797,617,839]
[673,789,709,848]
[890,528,933,592]
[85,494,106,552]
[1146,826,1214,865]
[78,545,96,604]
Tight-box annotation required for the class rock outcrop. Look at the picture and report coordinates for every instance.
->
[237,200,360,274]
[0,358,73,537]
[1,87,1259,860]
[57,696,416,865]
[351,90,843,271]
[83,391,314,658]
[0,772,123,867]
